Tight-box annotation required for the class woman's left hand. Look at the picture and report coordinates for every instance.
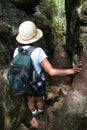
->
[73,61,82,73]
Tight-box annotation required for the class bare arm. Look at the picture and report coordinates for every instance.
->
[40,58,82,76]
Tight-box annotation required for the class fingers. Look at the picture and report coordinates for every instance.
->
[76,61,82,67]
[74,67,82,73]
[74,61,82,73]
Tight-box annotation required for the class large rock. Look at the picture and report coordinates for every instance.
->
[0,0,41,65]
[54,0,87,129]
[10,0,40,13]
[0,69,30,130]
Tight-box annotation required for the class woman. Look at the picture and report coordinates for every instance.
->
[14,21,82,124]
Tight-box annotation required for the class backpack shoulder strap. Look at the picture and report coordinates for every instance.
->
[18,46,37,55]
[27,46,37,56]
[18,46,23,54]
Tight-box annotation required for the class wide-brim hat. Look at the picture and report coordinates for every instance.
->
[16,21,43,44]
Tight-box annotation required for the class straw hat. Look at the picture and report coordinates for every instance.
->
[16,21,43,44]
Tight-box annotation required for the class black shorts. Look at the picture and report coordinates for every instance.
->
[26,84,46,97]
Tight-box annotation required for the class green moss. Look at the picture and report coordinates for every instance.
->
[37,0,65,57]
[3,87,26,130]
[82,35,87,49]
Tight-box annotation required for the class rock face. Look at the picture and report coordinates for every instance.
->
[45,0,87,130]
[0,0,87,130]
[0,69,29,130]
[54,0,87,130]
[65,0,87,58]
[0,1,41,130]
[0,0,29,65]
[10,0,40,13]
[0,0,42,66]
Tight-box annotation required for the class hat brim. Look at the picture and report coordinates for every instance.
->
[16,29,43,44]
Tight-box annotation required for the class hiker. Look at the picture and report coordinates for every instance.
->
[14,21,82,124]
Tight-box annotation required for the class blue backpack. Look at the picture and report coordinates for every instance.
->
[7,46,37,96]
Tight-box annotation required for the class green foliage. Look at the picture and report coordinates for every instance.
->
[38,0,65,46]
[58,0,65,16]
